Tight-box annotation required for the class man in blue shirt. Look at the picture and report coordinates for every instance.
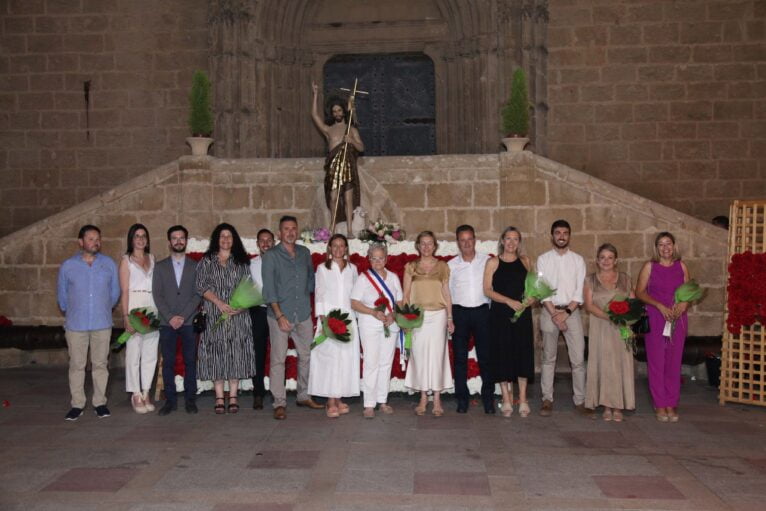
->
[57,225,120,421]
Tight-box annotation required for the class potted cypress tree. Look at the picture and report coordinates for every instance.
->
[187,70,214,156]
[501,68,530,153]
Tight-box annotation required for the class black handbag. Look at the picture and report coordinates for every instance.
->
[632,314,650,335]
[192,310,206,333]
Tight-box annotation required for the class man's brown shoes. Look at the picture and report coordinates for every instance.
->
[273,406,286,420]
[296,399,323,409]
[539,399,553,417]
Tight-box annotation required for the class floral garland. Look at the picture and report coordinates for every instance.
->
[726,251,766,335]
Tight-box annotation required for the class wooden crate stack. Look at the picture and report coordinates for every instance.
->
[720,200,765,406]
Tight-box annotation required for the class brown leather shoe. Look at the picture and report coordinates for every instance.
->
[273,406,286,420]
[296,399,323,409]
[539,399,553,417]
[575,403,592,417]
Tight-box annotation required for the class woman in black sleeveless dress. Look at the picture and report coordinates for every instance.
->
[483,226,535,418]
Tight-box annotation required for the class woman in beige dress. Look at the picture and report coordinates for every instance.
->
[583,243,635,422]
[403,231,455,416]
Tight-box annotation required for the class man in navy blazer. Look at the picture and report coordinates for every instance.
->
[152,225,201,415]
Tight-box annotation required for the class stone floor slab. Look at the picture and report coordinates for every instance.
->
[41,467,138,492]
[593,475,685,500]
[413,471,491,496]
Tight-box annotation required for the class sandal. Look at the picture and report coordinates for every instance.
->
[378,404,394,414]
[414,401,427,416]
[363,407,375,419]
[338,402,350,415]
[326,405,340,418]
[612,410,623,422]
[214,397,225,415]
[501,401,513,418]
[518,401,530,418]
[432,406,444,417]
[602,409,613,422]
[227,397,239,414]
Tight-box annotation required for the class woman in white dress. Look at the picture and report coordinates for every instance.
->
[119,223,159,414]
[403,231,455,416]
[309,234,361,418]
[351,243,402,418]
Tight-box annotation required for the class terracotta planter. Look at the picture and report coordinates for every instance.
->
[186,137,214,156]
[502,136,529,153]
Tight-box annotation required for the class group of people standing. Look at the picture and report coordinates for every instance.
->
[57,216,691,424]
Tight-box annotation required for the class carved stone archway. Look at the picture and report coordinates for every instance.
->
[209,0,548,158]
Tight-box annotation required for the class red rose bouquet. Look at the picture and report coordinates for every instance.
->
[604,296,645,352]
[373,295,391,337]
[727,252,766,334]
[394,303,424,355]
[311,308,353,349]
[112,307,160,350]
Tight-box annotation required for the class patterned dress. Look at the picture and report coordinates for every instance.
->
[195,254,255,380]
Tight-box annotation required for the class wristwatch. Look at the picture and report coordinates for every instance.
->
[564,307,573,315]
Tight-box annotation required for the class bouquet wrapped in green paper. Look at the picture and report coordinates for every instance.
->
[664,280,705,339]
[511,272,556,323]
[394,303,424,355]
[311,309,352,349]
[111,308,160,351]
[604,296,645,352]
[214,277,264,328]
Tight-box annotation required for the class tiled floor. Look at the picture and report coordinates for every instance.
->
[1,367,765,510]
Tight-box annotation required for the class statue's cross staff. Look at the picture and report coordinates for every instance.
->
[331,78,369,234]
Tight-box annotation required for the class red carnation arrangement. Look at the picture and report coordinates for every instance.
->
[373,295,391,337]
[727,251,766,334]
[111,308,160,350]
[311,308,352,349]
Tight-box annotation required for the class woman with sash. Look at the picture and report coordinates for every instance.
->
[310,234,361,418]
[351,243,403,418]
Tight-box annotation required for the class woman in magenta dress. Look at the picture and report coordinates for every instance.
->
[635,232,690,423]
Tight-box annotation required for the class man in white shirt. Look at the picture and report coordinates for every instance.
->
[536,220,588,417]
[448,225,495,414]
[248,228,274,410]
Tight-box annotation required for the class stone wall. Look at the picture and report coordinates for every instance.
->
[547,0,766,221]
[0,152,727,338]
[2,0,760,240]
[0,0,208,237]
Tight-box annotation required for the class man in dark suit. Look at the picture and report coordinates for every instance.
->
[152,225,201,415]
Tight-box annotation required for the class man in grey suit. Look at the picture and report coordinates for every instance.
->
[152,225,201,415]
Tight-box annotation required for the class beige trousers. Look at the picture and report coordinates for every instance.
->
[65,328,111,408]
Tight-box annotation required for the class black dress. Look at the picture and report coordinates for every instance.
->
[488,257,535,383]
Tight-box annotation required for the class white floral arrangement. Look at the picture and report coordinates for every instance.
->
[357,219,406,243]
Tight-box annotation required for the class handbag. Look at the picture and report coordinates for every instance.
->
[192,310,207,333]
[631,313,650,335]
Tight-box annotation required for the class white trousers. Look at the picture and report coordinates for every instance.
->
[359,323,397,408]
[125,330,160,393]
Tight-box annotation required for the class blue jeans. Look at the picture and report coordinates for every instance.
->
[159,325,197,404]
[452,305,493,406]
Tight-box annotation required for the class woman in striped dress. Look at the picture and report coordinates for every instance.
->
[196,223,256,414]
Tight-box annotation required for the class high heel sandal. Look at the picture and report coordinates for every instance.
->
[337,402,350,415]
[326,405,340,418]
[131,393,148,414]
[214,397,225,415]
[142,391,155,412]
[501,401,513,418]
[602,409,613,422]
[612,410,623,422]
[518,401,530,418]
[414,401,427,416]
[432,403,444,417]
[227,397,239,414]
